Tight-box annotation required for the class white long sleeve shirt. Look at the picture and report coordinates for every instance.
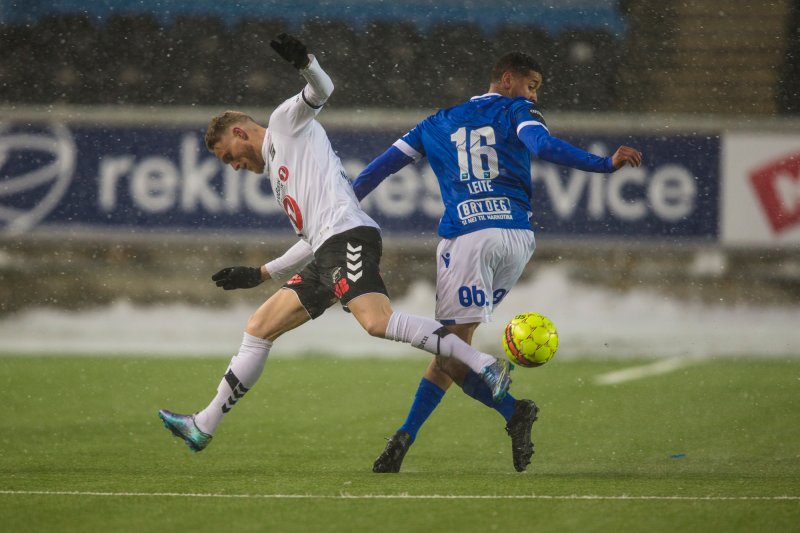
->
[263,56,378,281]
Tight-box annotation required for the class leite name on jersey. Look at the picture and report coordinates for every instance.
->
[467,180,494,194]
[456,197,513,224]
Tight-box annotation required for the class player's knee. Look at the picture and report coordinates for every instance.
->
[245,313,267,338]
[349,299,391,338]
[364,321,387,339]
[361,315,389,338]
[246,311,283,340]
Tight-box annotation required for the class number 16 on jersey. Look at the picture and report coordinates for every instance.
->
[451,126,499,181]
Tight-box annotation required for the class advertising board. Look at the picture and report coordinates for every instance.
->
[722,133,800,247]
[0,122,719,241]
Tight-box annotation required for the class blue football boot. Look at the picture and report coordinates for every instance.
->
[480,359,514,402]
[158,409,212,452]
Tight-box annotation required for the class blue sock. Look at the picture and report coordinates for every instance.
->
[462,370,517,422]
[398,378,446,443]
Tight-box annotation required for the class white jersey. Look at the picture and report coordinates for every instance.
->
[262,58,378,254]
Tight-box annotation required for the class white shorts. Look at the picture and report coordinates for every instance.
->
[435,228,536,325]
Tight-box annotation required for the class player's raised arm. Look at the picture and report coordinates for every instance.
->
[269,33,334,134]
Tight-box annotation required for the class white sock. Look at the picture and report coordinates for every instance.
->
[194,332,272,435]
[385,311,495,373]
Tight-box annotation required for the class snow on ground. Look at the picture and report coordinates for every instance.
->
[1,267,798,359]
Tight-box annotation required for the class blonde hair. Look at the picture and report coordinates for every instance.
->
[204,110,256,151]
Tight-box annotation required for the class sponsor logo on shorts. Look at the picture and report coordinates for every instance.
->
[456,197,513,224]
[457,285,508,308]
[330,266,351,298]
[287,274,303,285]
[334,277,350,298]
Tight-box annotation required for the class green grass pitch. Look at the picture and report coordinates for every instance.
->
[0,355,798,532]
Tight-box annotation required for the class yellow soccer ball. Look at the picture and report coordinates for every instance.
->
[502,312,559,368]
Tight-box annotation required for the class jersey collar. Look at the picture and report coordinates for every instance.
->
[470,92,502,100]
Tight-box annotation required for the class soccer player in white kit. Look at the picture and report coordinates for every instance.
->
[157,34,514,454]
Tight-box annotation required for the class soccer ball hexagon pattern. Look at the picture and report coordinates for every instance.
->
[502,312,559,368]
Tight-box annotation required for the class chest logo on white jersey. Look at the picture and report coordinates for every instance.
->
[278,165,289,182]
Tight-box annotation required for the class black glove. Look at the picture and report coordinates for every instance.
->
[270,33,310,69]
[211,266,263,290]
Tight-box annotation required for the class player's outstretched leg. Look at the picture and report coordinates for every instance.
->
[505,399,539,472]
[373,430,413,473]
[158,332,272,452]
[384,310,513,401]
[158,409,212,452]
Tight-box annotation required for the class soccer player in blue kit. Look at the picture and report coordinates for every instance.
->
[353,52,642,473]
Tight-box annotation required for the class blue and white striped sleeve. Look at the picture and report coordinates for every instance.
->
[393,123,426,161]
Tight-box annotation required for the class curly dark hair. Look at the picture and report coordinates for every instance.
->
[490,52,543,83]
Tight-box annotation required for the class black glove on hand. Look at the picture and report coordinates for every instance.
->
[211,266,263,290]
[270,33,310,69]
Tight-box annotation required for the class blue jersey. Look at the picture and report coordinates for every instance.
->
[395,93,545,238]
[353,93,611,238]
